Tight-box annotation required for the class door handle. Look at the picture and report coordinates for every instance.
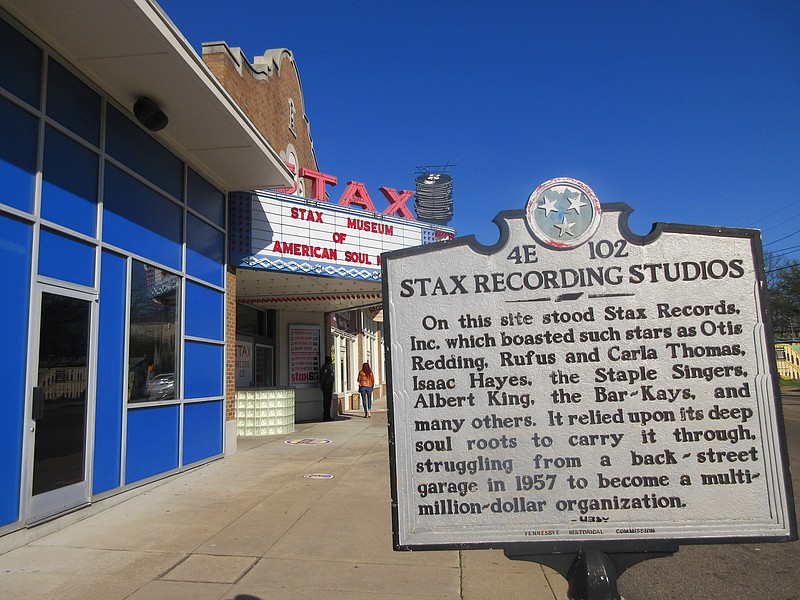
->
[32,387,44,420]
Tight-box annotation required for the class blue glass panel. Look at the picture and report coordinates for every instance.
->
[0,96,38,213]
[93,251,126,494]
[0,17,42,107]
[183,400,223,465]
[38,229,95,287]
[103,164,182,270]
[186,214,224,287]
[46,58,101,145]
[187,169,224,227]
[0,215,31,526]
[106,106,183,199]
[125,405,179,484]
[184,341,224,399]
[42,127,99,236]
[185,281,224,341]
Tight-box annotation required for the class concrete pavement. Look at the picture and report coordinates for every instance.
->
[0,402,568,600]
[3,387,796,599]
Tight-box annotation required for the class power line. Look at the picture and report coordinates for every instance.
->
[764,229,800,247]
[766,261,799,274]
[748,198,800,227]
[760,212,800,233]
[770,243,800,257]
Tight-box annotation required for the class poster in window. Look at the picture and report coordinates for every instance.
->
[289,325,321,387]
[236,340,253,388]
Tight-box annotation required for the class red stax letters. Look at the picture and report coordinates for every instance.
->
[379,187,415,219]
[338,181,378,212]
[299,168,338,201]
[295,168,418,221]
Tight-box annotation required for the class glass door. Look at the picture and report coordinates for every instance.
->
[26,286,96,524]
[255,344,273,387]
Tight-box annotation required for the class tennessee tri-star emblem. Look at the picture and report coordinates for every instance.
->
[525,178,602,249]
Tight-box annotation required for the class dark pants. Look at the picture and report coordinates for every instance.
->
[322,384,334,420]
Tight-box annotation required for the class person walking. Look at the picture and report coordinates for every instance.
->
[358,362,374,418]
[319,355,335,421]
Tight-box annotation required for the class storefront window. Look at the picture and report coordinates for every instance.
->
[187,168,225,227]
[236,304,261,335]
[42,126,99,236]
[0,96,38,213]
[106,105,183,200]
[46,57,101,145]
[0,17,42,108]
[236,305,276,388]
[128,261,179,403]
[334,311,357,335]
[255,344,274,387]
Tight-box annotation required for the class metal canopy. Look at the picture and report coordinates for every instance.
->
[236,269,382,314]
[3,0,293,192]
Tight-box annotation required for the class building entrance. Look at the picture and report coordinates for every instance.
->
[25,285,96,524]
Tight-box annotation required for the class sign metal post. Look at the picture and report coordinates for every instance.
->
[382,179,796,598]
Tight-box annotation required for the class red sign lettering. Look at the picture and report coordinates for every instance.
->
[379,187,415,220]
[290,207,323,222]
[296,168,417,220]
[338,181,377,212]
[299,168,338,201]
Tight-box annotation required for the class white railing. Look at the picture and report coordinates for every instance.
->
[776,343,800,380]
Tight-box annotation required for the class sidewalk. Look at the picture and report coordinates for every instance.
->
[0,404,568,600]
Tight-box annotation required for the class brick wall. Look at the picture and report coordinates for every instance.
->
[203,43,318,174]
[204,43,319,424]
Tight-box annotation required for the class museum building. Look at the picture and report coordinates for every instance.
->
[0,0,453,536]
[201,40,453,425]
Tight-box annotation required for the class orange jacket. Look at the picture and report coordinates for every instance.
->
[358,370,374,387]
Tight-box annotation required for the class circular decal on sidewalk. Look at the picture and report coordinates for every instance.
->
[304,473,334,479]
[525,178,601,249]
[285,438,332,445]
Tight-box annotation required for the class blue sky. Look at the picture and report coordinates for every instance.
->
[159,0,799,265]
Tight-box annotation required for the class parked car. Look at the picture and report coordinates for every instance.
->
[146,373,175,400]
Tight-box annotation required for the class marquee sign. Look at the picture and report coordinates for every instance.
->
[383,178,796,551]
[231,190,454,281]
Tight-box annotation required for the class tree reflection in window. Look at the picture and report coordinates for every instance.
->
[128,261,179,402]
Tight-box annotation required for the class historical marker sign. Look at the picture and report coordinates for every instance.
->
[383,178,796,550]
